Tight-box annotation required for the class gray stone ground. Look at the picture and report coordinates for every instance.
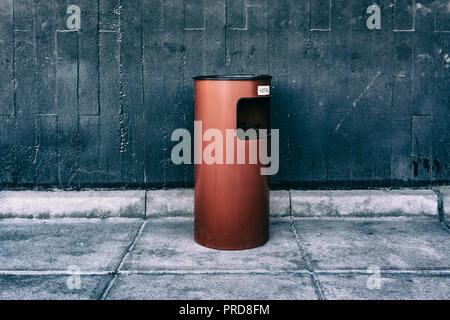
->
[0,216,449,300]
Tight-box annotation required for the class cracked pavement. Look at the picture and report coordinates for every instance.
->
[0,216,449,300]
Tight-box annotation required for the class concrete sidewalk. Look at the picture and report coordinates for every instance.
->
[0,216,449,300]
[0,188,447,218]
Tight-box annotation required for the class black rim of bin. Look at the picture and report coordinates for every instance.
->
[192,74,272,81]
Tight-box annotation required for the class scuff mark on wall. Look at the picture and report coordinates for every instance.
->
[335,71,381,131]
[351,71,381,108]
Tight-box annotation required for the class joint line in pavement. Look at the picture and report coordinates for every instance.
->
[99,220,148,300]
[289,190,325,300]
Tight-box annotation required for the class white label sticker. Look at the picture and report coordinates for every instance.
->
[258,85,270,96]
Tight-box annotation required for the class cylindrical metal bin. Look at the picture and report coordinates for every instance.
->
[193,74,272,250]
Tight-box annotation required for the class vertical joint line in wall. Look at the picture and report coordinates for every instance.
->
[77,31,80,117]
[52,2,57,117]
[161,0,164,31]
[202,0,206,73]
[76,31,81,188]
[287,112,291,178]
[411,15,416,83]
[287,110,290,176]
[97,0,101,116]
[33,114,40,187]
[55,115,61,183]
[54,33,60,186]
[180,0,187,186]
[328,0,332,31]
[326,39,331,181]
[390,23,394,183]
[389,111,393,183]
[391,0,394,30]
[409,114,413,181]
[348,0,353,183]
[162,77,166,186]
[224,0,228,69]
[117,0,126,159]
[308,0,311,32]
[118,0,123,105]
[11,0,17,184]
[307,32,312,113]
[97,111,100,181]
[55,114,60,188]
[266,0,269,73]
[12,0,16,116]
[33,0,38,186]
[141,0,147,183]
[244,0,248,30]
[33,0,38,108]
[412,9,416,82]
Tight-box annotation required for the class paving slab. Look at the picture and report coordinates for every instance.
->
[291,190,438,217]
[122,218,307,271]
[0,219,142,271]
[107,273,317,300]
[293,218,450,270]
[0,275,112,300]
[317,273,450,300]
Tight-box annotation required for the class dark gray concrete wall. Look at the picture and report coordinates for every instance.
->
[0,0,449,189]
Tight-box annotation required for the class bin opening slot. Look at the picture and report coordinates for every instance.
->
[236,97,270,140]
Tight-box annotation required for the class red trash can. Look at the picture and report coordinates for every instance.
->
[193,74,272,250]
